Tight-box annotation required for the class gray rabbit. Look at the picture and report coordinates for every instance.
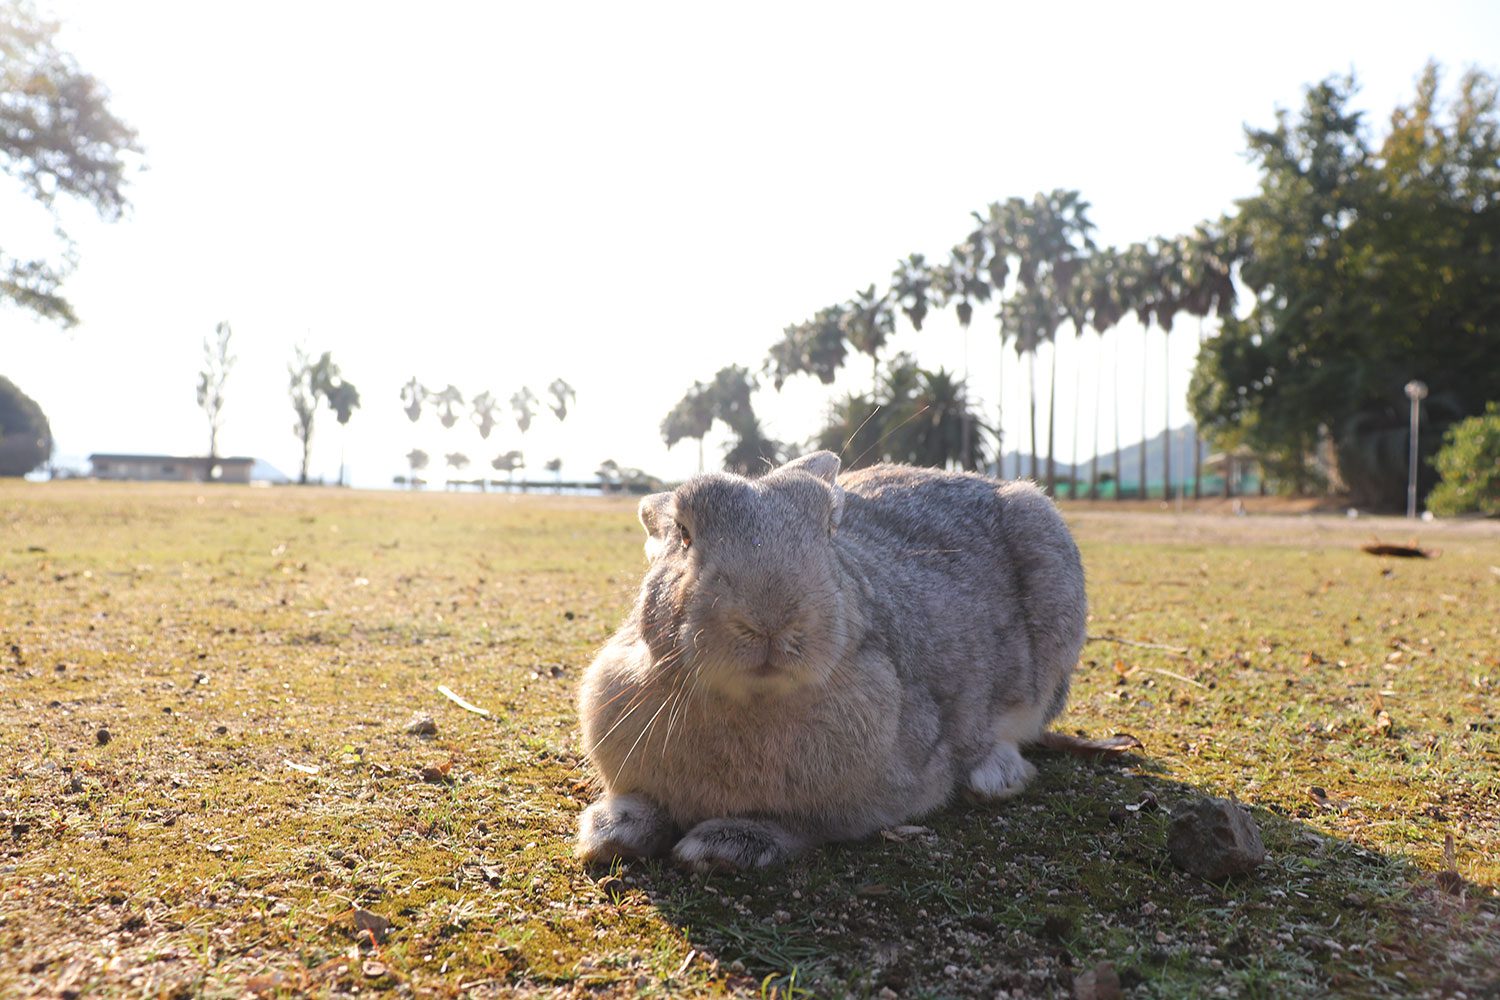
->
[576,451,1086,871]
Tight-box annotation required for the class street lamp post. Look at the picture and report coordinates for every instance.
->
[1405,380,1428,519]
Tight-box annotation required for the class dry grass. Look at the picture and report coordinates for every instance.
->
[1,482,1496,998]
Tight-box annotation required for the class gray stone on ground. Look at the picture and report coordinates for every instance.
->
[1167,796,1266,879]
[404,713,438,737]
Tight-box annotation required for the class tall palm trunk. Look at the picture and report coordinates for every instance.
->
[996,342,1006,477]
[1138,326,1149,500]
[1028,350,1038,481]
[960,330,972,470]
[1090,331,1103,499]
[1162,328,1172,501]
[1045,340,1057,495]
[1070,333,1082,498]
[1193,318,1204,499]
[1112,330,1123,500]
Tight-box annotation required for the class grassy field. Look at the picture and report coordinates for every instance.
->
[1,481,1496,999]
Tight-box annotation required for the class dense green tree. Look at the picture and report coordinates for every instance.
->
[196,321,234,463]
[492,449,524,488]
[1190,65,1500,508]
[1,0,139,325]
[814,354,990,471]
[0,374,50,475]
[403,448,428,488]
[1426,403,1500,516]
[661,364,779,474]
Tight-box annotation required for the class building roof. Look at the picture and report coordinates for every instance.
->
[88,454,256,463]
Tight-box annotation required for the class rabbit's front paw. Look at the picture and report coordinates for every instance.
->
[672,818,806,872]
[576,794,674,863]
[966,741,1037,800]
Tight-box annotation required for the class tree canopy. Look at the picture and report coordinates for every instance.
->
[1190,64,1500,506]
[0,374,50,475]
[1,0,139,325]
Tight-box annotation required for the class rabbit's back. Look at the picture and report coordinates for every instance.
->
[834,465,1085,740]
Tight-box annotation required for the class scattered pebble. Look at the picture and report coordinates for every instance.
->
[1073,961,1122,1000]
[405,713,438,737]
[95,727,111,746]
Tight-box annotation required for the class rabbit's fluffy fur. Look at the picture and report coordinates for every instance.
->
[576,451,1086,871]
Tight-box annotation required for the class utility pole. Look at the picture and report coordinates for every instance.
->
[1405,380,1428,519]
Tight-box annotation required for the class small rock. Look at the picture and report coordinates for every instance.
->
[214,725,228,735]
[404,714,438,737]
[95,727,111,746]
[1073,961,1122,1000]
[64,776,85,795]
[1167,797,1266,879]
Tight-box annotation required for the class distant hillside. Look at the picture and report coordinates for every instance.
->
[996,423,1214,491]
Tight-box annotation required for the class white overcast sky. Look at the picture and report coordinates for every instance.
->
[6,1,1499,486]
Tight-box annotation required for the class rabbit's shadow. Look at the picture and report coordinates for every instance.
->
[610,749,1494,997]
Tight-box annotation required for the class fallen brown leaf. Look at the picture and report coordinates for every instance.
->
[1037,731,1145,759]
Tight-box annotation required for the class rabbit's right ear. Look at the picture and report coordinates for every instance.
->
[780,451,841,485]
[638,492,673,538]
[638,492,676,561]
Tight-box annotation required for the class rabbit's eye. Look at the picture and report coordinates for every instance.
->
[676,522,692,549]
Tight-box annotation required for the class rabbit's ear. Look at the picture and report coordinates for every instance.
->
[638,492,674,538]
[781,450,841,485]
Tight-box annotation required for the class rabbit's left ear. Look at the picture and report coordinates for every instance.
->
[638,492,673,538]
[780,451,840,485]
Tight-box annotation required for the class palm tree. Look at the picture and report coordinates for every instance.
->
[1118,242,1160,499]
[901,367,991,471]
[815,392,884,469]
[933,228,994,470]
[510,387,538,486]
[1079,249,1127,498]
[432,384,465,429]
[661,380,716,473]
[839,285,895,391]
[889,254,935,332]
[400,377,425,423]
[546,378,576,421]
[1177,222,1240,498]
[766,306,848,389]
[470,391,502,441]
[1152,239,1186,501]
[545,456,563,491]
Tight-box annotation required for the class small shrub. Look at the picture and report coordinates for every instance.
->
[1427,403,1500,516]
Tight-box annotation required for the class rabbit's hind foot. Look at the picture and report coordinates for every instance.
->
[576,793,675,864]
[672,817,807,872]
[966,741,1037,800]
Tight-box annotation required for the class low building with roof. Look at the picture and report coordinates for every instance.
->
[88,454,258,484]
